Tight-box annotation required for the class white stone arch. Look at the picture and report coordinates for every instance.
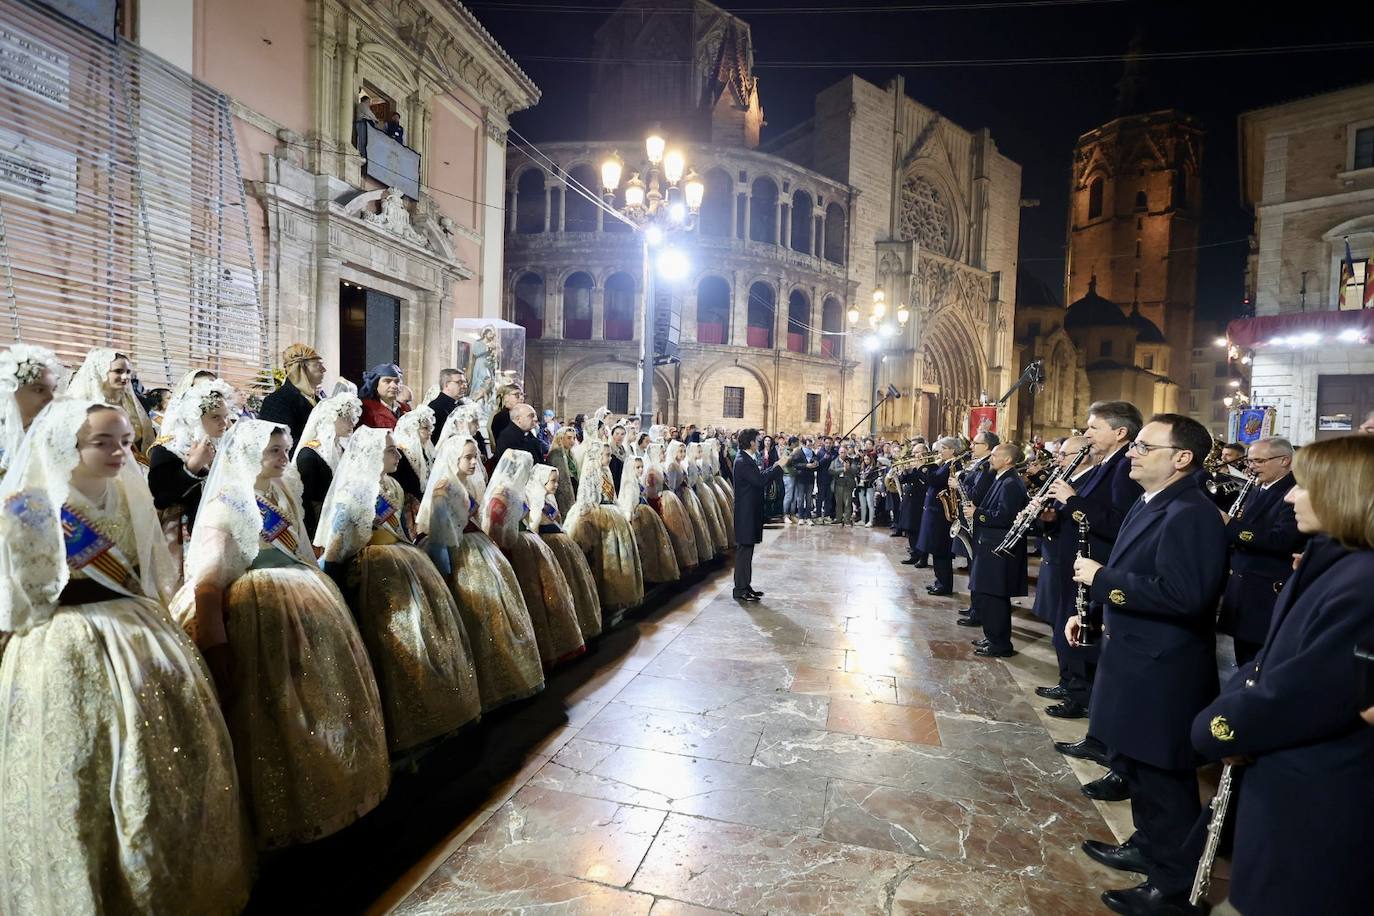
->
[509,160,550,188]
[554,354,677,411]
[597,265,640,290]
[691,356,773,407]
[356,40,419,105]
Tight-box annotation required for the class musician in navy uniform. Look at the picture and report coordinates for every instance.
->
[731,428,791,602]
[1030,435,1095,701]
[964,443,1028,657]
[1215,436,1306,666]
[898,443,929,567]
[1191,435,1374,916]
[916,437,962,596]
[1069,413,1227,916]
[955,431,997,625]
[1042,400,1143,761]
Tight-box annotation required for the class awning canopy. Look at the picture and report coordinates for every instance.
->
[1226,309,1374,349]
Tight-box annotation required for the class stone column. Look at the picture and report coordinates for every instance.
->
[556,185,566,232]
[809,285,821,355]
[547,282,563,339]
[729,188,739,240]
[417,288,445,387]
[780,203,791,249]
[773,202,783,246]
[543,185,552,233]
[819,215,827,261]
[814,215,823,258]
[742,193,752,242]
[774,276,788,350]
[680,284,698,343]
[507,189,518,234]
[315,256,342,389]
[483,115,510,320]
[732,271,749,346]
[591,286,606,340]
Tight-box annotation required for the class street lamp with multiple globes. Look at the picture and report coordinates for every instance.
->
[849,289,910,433]
[600,132,705,427]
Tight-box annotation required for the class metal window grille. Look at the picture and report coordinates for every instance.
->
[805,393,820,423]
[607,381,629,414]
[723,385,744,419]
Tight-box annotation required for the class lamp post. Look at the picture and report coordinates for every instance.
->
[849,289,910,435]
[601,133,704,428]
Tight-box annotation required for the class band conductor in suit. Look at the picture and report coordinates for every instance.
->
[732,427,790,602]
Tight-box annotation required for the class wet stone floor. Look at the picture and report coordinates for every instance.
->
[367,523,1201,916]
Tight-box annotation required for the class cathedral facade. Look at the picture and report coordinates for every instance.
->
[505,0,1021,437]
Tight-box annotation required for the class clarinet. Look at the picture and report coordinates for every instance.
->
[1074,516,1093,646]
[994,444,1091,557]
[1190,763,1235,906]
[1228,473,1259,520]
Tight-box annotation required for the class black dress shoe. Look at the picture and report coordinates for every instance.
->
[958,606,973,616]
[1054,737,1109,766]
[1101,880,1201,916]
[974,645,1016,658]
[732,591,760,602]
[955,616,982,628]
[1035,685,1069,700]
[900,557,920,565]
[1082,839,1149,875]
[1045,700,1089,719]
[748,589,764,598]
[912,559,928,568]
[1082,771,1131,802]
[971,638,989,647]
[888,530,904,537]
[927,586,953,597]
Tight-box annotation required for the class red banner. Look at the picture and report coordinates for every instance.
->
[968,406,997,440]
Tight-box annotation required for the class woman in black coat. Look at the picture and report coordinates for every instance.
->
[1191,435,1374,916]
[915,438,960,594]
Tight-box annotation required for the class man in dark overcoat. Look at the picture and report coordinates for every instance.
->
[966,443,1029,657]
[732,428,790,601]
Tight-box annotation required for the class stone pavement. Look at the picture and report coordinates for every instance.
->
[369,523,1222,915]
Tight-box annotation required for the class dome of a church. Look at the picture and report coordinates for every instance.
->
[1127,303,1166,343]
[1064,278,1131,330]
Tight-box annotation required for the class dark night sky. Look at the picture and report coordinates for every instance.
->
[467,0,1371,321]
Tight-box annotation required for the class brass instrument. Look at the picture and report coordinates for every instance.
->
[994,443,1092,558]
[936,455,973,524]
[1228,473,1259,519]
[1190,763,1235,907]
[947,460,973,555]
[887,452,943,472]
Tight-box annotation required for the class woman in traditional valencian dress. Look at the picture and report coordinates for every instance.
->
[526,464,602,642]
[619,453,680,585]
[667,439,715,562]
[147,379,234,574]
[483,450,586,668]
[565,440,644,614]
[546,425,579,517]
[645,442,698,574]
[293,393,362,541]
[178,419,389,849]
[687,440,729,555]
[418,434,543,710]
[392,404,435,503]
[0,400,252,915]
[701,437,734,534]
[65,348,156,460]
[0,343,64,475]
[316,427,481,755]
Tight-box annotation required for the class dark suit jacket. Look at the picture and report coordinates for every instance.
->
[428,392,457,445]
[1218,474,1306,643]
[257,382,316,454]
[733,452,782,545]
[1087,474,1226,769]
[1060,445,1141,562]
[1192,537,1374,916]
[494,423,546,467]
[961,457,994,507]
[915,461,953,556]
[147,445,207,530]
[897,467,925,532]
[970,469,1029,597]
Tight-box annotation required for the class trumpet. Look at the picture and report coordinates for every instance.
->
[887,452,942,471]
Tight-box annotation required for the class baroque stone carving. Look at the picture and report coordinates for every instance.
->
[899,175,953,257]
[364,187,429,248]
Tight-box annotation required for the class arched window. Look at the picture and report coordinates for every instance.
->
[564,164,598,232]
[604,272,636,341]
[563,272,593,339]
[749,177,778,244]
[1087,177,1104,220]
[699,168,733,238]
[823,203,846,264]
[1134,189,1148,211]
[821,295,844,359]
[696,276,731,344]
[603,184,631,233]
[787,290,810,353]
[790,191,813,254]
[516,169,546,234]
[513,272,544,339]
[747,281,774,348]
[1172,169,1188,210]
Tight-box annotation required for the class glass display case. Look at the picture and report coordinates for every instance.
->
[451,318,526,401]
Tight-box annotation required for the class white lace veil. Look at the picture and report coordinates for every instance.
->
[314,426,389,560]
[331,379,359,398]
[702,438,721,477]
[65,348,153,444]
[170,368,217,399]
[643,450,666,500]
[422,383,441,405]
[0,399,174,632]
[184,418,310,589]
[417,432,480,547]
[664,440,686,491]
[526,463,559,529]
[394,405,435,485]
[294,393,362,473]
[436,402,482,453]
[565,440,607,533]
[482,448,533,551]
[0,343,65,472]
[158,379,235,461]
[616,452,643,520]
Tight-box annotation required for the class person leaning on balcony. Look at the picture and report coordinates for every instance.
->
[353,93,378,156]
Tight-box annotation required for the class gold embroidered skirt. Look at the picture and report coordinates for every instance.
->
[693,481,729,554]
[352,542,482,754]
[446,532,545,711]
[222,563,390,849]
[542,530,603,641]
[709,479,734,535]
[632,504,681,584]
[680,487,717,560]
[507,533,587,667]
[0,597,254,915]
[569,505,645,613]
[655,491,699,571]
